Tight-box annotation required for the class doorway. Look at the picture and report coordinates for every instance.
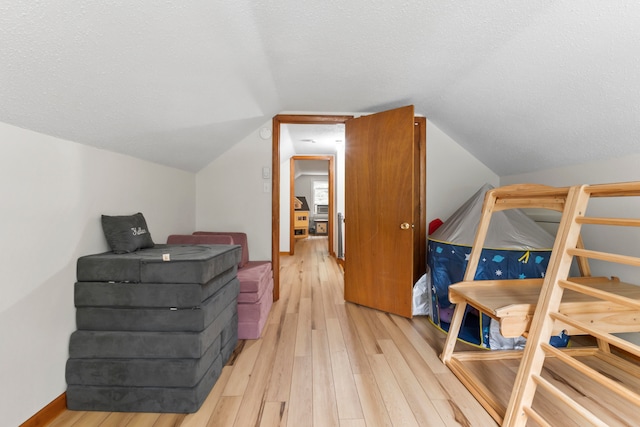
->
[290,156,335,256]
[270,111,426,305]
[271,115,353,301]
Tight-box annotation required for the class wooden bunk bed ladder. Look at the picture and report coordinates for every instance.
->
[439,182,640,427]
[503,182,640,427]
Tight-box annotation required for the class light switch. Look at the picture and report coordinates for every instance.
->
[262,167,271,179]
[263,182,270,193]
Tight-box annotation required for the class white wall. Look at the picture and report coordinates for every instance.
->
[335,143,346,214]
[500,152,640,281]
[500,153,640,188]
[294,175,314,213]
[278,125,296,252]
[501,154,640,344]
[335,143,346,256]
[196,122,273,260]
[426,120,499,224]
[294,174,327,212]
[279,156,291,251]
[0,122,196,427]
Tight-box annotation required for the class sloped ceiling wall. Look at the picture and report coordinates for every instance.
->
[2,1,639,175]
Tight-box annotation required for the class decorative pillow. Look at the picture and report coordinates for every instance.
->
[101,212,155,254]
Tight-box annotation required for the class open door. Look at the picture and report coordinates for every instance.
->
[344,105,416,318]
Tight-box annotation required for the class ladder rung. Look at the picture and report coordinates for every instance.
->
[567,248,640,267]
[522,407,552,427]
[541,343,640,407]
[531,374,609,427]
[550,312,640,358]
[576,216,640,227]
[494,197,566,212]
[491,185,572,199]
[559,279,640,310]
[585,182,640,197]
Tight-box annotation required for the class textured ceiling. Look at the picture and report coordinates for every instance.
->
[2,1,639,174]
[285,124,345,155]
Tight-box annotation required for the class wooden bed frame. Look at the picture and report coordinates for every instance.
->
[439,182,640,426]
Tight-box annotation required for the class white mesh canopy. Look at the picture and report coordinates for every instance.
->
[430,183,555,249]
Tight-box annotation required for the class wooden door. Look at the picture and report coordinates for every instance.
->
[344,105,416,317]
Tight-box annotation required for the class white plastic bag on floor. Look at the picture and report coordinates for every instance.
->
[412,271,430,316]
[489,318,527,350]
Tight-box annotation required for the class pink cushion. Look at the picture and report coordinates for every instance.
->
[194,232,249,268]
[237,316,270,340]
[238,275,273,303]
[237,261,272,295]
[166,234,234,245]
[237,279,274,339]
[237,285,273,322]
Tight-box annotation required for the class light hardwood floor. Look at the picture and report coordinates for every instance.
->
[48,236,496,427]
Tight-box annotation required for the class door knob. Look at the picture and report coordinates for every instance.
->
[400,222,411,230]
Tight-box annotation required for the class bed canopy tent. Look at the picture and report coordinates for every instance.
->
[426,184,568,348]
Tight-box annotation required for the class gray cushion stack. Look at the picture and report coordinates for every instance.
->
[66,244,242,413]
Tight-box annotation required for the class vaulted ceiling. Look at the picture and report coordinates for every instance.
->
[2,1,639,175]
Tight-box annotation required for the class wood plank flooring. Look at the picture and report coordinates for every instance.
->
[48,237,496,427]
